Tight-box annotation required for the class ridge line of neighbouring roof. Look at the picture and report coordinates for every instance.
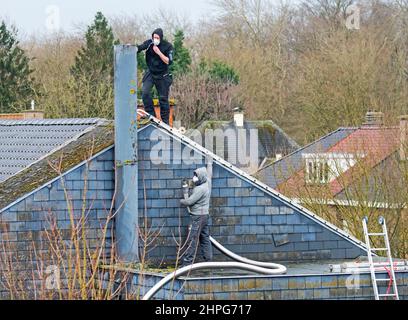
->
[0,118,109,126]
[255,127,358,175]
[252,119,301,149]
[139,120,368,253]
[0,146,114,214]
[0,121,110,185]
[195,119,301,149]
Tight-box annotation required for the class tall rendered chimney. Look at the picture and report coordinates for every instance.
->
[114,45,139,262]
[400,115,408,161]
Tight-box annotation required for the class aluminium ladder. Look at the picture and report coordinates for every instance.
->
[362,216,399,300]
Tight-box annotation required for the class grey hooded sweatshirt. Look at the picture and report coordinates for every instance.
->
[180,167,211,216]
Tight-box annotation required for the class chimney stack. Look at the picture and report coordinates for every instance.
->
[233,107,244,127]
[22,110,44,120]
[400,115,408,161]
[362,111,384,127]
[114,45,139,262]
[0,110,44,120]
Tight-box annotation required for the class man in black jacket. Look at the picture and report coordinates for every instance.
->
[137,28,174,125]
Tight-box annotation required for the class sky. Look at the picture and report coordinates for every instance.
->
[0,0,214,36]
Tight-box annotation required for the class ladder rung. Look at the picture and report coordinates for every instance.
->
[371,248,388,251]
[368,233,385,236]
[375,278,391,282]
[378,294,397,297]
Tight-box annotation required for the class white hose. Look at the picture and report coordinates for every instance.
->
[142,237,287,300]
[209,236,287,271]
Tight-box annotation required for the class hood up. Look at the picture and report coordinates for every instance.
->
[152,28,164,40]
[194,167,208,185]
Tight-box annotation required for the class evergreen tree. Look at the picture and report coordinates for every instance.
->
[70,12,119,118]
[0,21,35,113]
[198,60,240,85]
[170,30,191,76]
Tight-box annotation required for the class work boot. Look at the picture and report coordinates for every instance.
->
[138,117,151,127]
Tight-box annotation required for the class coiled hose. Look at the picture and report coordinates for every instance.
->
[142,236,287,300]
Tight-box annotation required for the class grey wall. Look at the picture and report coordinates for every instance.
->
[0,148,115,299]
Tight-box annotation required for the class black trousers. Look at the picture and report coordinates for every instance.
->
[182,215,213,265]
[142,70,173,125]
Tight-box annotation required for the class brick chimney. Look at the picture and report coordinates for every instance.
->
[0,101,44,120]
[400,115,408,161]
[362,111,384,127]
[0,110,44,120]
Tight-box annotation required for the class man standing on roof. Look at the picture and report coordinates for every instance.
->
[180,161,213,267]
[136,28,174,125]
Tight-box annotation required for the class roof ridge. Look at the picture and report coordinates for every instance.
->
[0,146,114,214]
[0,125,114,212]
[194,119,301,149]
[0,118,109,126]
[0,121,107,184]
[140,119,368,253]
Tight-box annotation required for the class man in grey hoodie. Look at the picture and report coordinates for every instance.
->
[180,164,213,266]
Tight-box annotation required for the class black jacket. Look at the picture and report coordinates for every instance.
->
[137,28,174,76]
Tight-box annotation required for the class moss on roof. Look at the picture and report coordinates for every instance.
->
[0,122,115,210]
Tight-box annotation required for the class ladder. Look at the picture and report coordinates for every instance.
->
[362,216,399,300]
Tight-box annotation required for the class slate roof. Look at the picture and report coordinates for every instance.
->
[0,118,106,183]
[0,119,114,210]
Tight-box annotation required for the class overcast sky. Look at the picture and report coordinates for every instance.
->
[0,0,214,35]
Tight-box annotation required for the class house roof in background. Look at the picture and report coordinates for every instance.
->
[192,120,301,165]
[0,119,114,210]
[327,127,400,195]
[255,127,358,188]
[0,118,106,183]
[258,126,401,199]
